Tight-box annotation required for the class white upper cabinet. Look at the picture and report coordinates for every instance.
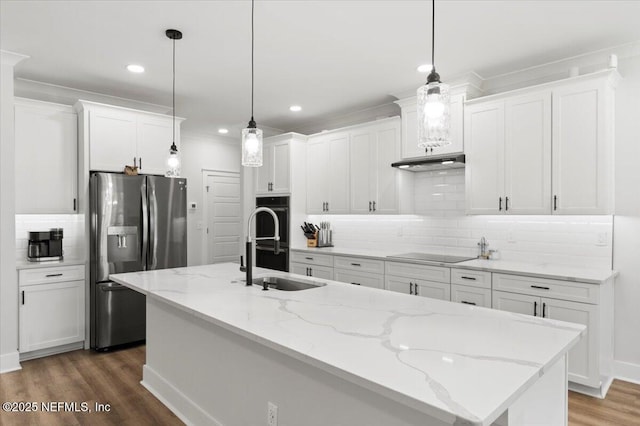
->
[395,92,465,159]
[75,100,183,175]
[256,139,290,195]
[349,118,401,214]
[306,132,350,214]
[15,98,78,214]
[466,91,551,215]
[552,76,615,214]
[465,70,616,215]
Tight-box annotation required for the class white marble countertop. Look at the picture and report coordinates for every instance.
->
[291,247,616,284]
[15,258,86,270]
[111,263,584,426]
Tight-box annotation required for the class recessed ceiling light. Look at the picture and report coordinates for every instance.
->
[218,128,229,134]
[127,64,145,73]
[289,105,302,112]
[417,64,432,73]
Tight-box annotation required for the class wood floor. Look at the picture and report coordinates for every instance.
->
[1,346,639,426]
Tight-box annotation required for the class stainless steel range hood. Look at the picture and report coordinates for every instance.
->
[391,153,465,171]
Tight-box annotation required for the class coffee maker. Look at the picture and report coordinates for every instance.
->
[27,228,63,262]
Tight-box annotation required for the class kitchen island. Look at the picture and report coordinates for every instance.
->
[111,263,584,426]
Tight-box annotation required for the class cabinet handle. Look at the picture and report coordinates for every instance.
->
[350,263,361,267]
[309,268,313,276]
[534,301,538,317]
[139,157,142,169]
[554,195,558,211]
[305,257,314,260]
[505,196,509,211]
[369,201,372,212]
[21,290,25,305]
[372,201,376,212]
[461,301,476,306]
[305,267,309,276]
[542,302,547,318]
[326,202,329,212]
[499,197,503,211]
[134,157,137,168]
[409,282,414,295]
[351,282,361,286]
[73,198,77,211]
[460,276,476,281]
[415,284,419,296]
[45,273,63,277]
[530,285,550,290]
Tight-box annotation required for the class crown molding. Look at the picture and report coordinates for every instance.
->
[0,50,29,66]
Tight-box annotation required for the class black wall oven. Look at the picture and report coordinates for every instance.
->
[255,196,289,272]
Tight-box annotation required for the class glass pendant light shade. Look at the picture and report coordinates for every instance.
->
[417,79,451,148]
[242,123,263,167]
[166,142,180,177]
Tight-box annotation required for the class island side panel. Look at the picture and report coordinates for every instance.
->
[142,296,456,426]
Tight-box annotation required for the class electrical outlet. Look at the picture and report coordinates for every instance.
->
[267,402,278,426]
[596,232,608,246]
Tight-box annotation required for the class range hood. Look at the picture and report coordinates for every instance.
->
[391,153,465,171]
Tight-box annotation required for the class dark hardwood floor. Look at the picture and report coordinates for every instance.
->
[1,346,639,425]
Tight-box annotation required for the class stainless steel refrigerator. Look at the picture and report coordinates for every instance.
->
[90,172,187,350]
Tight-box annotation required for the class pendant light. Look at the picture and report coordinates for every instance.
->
[166,29,182,177]
[417,0,451,149]
[241,0,263,167]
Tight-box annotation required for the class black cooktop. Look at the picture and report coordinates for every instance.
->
[386,253,476,264]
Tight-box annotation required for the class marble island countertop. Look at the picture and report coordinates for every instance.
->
[291,247,616,284]
[111,263,584,426]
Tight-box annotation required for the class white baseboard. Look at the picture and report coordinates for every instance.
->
[0,351,21,374]
[614,360,640,385]
[141,364,222,426]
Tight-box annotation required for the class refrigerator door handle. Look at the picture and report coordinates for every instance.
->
[148,182,158,270]
[141,179,149,270]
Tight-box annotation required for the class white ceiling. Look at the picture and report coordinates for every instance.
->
[2,1,640,136]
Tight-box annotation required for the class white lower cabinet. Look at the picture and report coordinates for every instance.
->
[334,269,384,289]
[291,262,333,280]
[493,273,605,389]
[19,265,85,354]
[451,284,491,308]
[386,276,450,300]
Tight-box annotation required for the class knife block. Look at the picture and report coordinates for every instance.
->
[306,233,318,247]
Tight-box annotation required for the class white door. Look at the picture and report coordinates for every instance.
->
[327,132,351,214]
[504,91,552,214]
[350,129,374,213]
[255,143,274,195]
[543,297,599,387]
[20,280,84,352]
[385,277,411,295]
[88,108,137,172]
[204,171,241,264]
[137,115,176,175]
[306,137,328,214]
[400,102,424,159]
[271,141,290,193]
[308,265,334,280]
[552,79,609,214]
[14,100,78,214]
[465,101,505,214]
[374,122,400,214]
[290,262,310,276]
[492,291,540,316]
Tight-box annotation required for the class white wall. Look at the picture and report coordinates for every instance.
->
[612,54,640,382]
[15,215,85,261]
[180,133,241,266]
[0,51,28,373]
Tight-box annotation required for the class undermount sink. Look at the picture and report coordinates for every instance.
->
[252,276,327,291]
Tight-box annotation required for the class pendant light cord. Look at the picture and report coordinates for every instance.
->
[251,0,255,122]
[431,0,435,67]
[172,36,176,146]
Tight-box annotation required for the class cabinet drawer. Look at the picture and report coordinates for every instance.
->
[333,256,384,274]
[451,284,491,308]
[290,251,333,267]
[334,269,384,289]
[19,265,85,286]
[451,269,492,289]
[385,261,450,283]
[493,273,598,304]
